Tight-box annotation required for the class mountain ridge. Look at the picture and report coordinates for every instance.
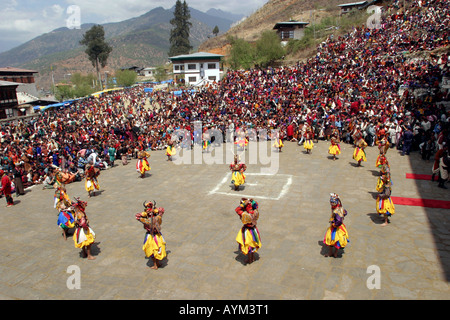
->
[0,6,239,91]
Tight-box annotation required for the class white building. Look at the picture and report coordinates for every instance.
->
[169,52,223,86]
[140,67,156,78]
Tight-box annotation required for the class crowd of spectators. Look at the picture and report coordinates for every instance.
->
[1,0,449,198]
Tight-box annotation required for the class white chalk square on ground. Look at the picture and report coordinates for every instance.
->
[208,172,293,200]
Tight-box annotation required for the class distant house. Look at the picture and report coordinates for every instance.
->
[338,1,368,14]
[0,67,41,118]
[120,66,142,73]
[273,21,309,41]
[0,80,19,119]
[140,67,156,78]
[169,52,223,86]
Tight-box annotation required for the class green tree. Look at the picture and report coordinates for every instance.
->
[70,73,97,97]
[254,30,285,67]
[55,84,74,101]
[227,36,256,70]
[79,25,112,89]
[115,69,137,87]
[212,25,219,36]
[154,66,167,83]
[169,0,192,56]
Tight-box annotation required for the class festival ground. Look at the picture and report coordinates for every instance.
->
[0,140,449,300]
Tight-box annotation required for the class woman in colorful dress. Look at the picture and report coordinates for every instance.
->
[235,198,261,264]
[323,193,349,258]
[328,131,341,160]
[136,151,151,178]
[72,198,96,260]
[135,200,166,270]
[57,201,75,240]
[230,155,246,191]
[353,136,368,166]
[84,162,100,197]
[376,173,395,226]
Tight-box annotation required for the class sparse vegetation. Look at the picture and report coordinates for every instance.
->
[115,69,138,87]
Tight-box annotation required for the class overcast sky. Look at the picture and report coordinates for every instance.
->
[0,0,268,52]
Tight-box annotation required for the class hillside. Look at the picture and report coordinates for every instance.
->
[199,0,347,59]
[0,6,237,92]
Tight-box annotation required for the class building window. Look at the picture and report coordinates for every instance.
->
[188,77,197,82]
[207,63,216,69]
[187,64,196,70]
[208,76,216,81]
[281,30,294,39]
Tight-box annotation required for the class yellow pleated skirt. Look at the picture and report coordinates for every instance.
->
[273,139,284,148]
[85,178,99,192]
[137,159,150,174]
[166,146,176,156]
[73,227,96,248]
[323,224,349,249]
[231,171,246,187]
[328,144,341,155]
[376,197,395,216]
[353,147,366,162]
[236,226,261,255]
[143,233,166,260]
[303,140,314,150]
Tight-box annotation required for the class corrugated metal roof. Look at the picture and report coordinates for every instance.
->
[169,52,223,61]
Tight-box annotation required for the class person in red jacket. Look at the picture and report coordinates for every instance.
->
[0,170,14,207]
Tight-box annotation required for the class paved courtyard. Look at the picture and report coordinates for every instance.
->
[0,140,449,300]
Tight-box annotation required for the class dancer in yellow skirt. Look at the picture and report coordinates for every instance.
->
[272,132,284,152]
[323,193,349,258]
[353,136,368,166]
[72,198,96,260]
[84,162,100,197]
[57,201,75,240]
[136,150,151,178]
[235,130,248,151]
[303,126,314,154]
[235,198,261,264]
[230,155,246,191]
[376,173,395,226]
[328,131,341,160]
[135,200,166,269]
[375,135,390,168]
[165,140,176,161]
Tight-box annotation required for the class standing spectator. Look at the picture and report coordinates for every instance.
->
[12,163,25,196]
[1,170,14,207]
[402,126,414,156]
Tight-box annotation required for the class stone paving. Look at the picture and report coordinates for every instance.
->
[0,139,449,300]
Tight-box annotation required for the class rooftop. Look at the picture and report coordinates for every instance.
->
[0,67,38,73]
[338,1,368,7]
[169,52,224,61]
[273,21,309,29]
[0,80,21,87]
